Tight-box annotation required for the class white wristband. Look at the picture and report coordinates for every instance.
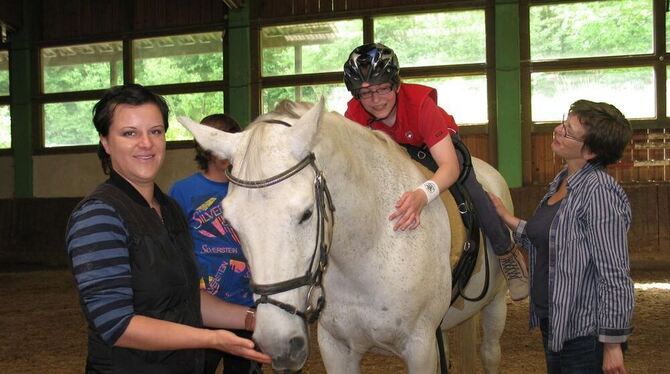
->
[416,180,440,204]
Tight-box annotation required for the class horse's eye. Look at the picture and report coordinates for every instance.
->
[299,209,313,224]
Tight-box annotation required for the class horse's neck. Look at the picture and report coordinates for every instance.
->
[314,113,402,191]
[312,113,420,246]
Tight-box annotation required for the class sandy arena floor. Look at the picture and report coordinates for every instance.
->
[0,268,667,373]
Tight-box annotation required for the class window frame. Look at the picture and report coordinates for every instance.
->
[35,27,227,154]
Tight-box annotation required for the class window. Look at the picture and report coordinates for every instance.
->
[39,31,225,148]
[404,76,488,125]
[373,11,486,67]
[262,83,350,114]
[0,104,9,149]
[259,20,363,113]
[163,91,224,141]
[524,0,666,184]
[374,10,487,125]
[0,49,8,95]
[40,41,123,148]
[0,49,9,149]
[133,32,223,85]
[261,20,363,77]
[43,101,99,147]
[528,0,653,121]
[531,67,655,122]
[133,31,225,141]
[259,10,489,126]
[42,41,123,94]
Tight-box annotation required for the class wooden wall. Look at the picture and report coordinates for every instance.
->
[257,0,479,19]
[461,133,490,162]
[511,184,670,269]
[38,0,227,42]
[531,128,670,185]
[0,0,22,30]
[0,198,80,267]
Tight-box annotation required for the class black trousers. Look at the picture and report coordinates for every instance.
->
[452,139,511,255]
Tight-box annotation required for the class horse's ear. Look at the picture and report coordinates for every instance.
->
[290,98,324,159]
[177,116,241,160]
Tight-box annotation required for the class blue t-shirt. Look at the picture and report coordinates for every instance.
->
[169,172,253,307]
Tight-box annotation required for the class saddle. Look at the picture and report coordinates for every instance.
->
[402,139,485,310]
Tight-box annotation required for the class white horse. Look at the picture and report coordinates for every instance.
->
[179,100,512,373]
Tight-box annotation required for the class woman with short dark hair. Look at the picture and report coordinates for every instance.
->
[66,84,270,373]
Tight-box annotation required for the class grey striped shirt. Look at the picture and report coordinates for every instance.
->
[66,200,134,345]
[515,162,634,352]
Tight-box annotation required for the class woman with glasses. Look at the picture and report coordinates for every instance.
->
[343,42,529,301]
[489,99,635,373]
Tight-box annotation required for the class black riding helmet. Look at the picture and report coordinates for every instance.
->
[343,43,400,98]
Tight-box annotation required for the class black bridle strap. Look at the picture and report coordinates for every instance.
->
[252,274,312,296]
[255,295,307,319]
[225,153,315,189]
[226,152,335,323]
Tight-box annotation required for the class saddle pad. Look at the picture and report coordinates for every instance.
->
[416,163,466,268]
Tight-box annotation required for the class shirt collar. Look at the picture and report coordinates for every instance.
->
[548,161,603,194]
[106,169,168,207]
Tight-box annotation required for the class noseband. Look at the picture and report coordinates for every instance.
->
[225,153,335,323]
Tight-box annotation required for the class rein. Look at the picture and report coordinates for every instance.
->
[225,152,335,323]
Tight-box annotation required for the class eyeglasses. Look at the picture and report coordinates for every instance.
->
[358,85,393,100]
[560,114,584,143]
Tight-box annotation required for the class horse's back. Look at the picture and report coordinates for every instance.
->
[471,157,513,213]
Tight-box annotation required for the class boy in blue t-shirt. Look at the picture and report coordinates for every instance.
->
[169,114,258,374]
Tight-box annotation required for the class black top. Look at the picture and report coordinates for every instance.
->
[70,169,204,373]
[526,198,562,319]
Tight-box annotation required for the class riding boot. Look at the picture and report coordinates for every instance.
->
[498,245,529,301]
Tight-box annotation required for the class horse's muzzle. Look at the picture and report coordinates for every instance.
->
[270,336,308,373]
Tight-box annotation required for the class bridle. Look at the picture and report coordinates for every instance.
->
[225,152,335,323]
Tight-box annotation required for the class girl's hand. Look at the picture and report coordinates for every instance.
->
[389,190,427,231]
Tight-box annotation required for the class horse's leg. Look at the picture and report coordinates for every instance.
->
[479,287,507,374]
[402,329,439,374]
[317,326,363,374]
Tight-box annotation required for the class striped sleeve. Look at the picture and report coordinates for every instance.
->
[66,200,134,345]
[585,182,635,343]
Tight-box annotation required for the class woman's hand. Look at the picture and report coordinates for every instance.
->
[389,189,427,231]
[487,192,509,218]
[602,343,627,374]
[211,329,272,364]
[487,192,520,230]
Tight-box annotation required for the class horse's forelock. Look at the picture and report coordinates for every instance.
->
[237,100,319,181]
[236,124,271,182]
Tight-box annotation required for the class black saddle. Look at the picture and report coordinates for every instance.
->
[401,136,486,305]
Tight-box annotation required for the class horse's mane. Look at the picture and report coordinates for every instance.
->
[237,99,405,182]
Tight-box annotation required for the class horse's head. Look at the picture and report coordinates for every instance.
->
[179,100,333,372]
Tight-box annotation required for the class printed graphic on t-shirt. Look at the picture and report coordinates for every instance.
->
[192,197,241,243]
[189,195,252,304]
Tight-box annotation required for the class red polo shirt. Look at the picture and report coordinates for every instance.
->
[345,83,458,148]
